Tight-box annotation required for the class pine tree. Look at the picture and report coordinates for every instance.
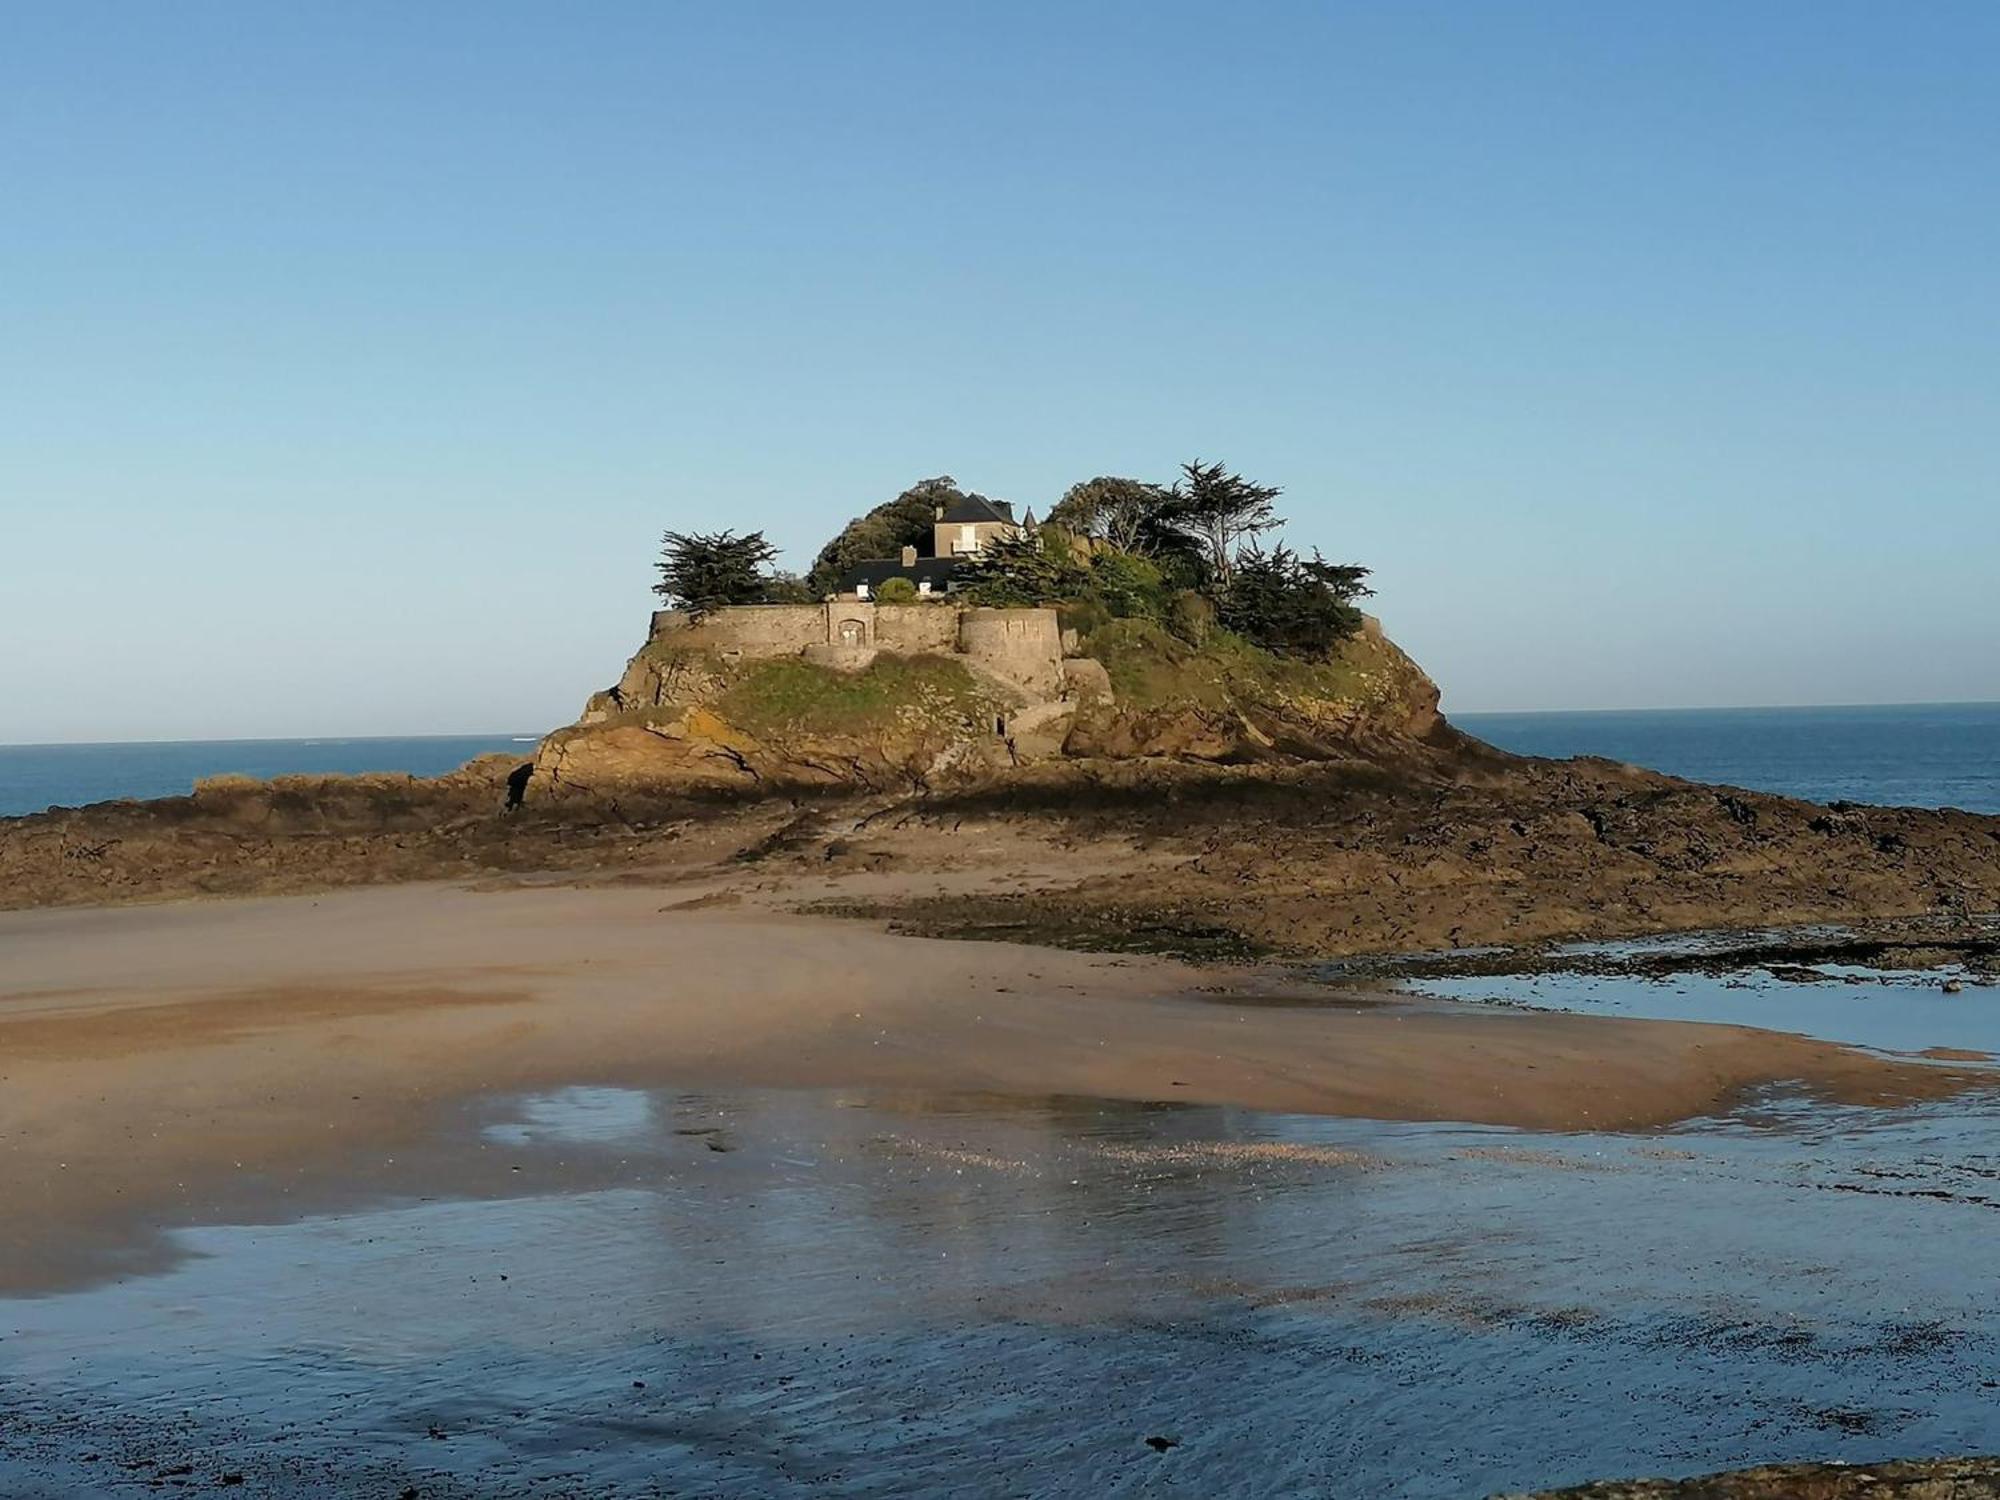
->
[1167,460,1283,581]
[654,530,781,615]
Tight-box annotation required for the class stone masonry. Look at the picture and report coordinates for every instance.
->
[648,603,1064,698]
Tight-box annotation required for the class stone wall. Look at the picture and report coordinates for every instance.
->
[873,604,962,655]
[957,607,1064,695]
[650,605,828,656]
[647,603,1063,699]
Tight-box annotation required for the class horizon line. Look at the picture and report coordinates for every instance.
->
[0,731,542,751]
[5,700,1999,749]
[1451,698,2000,718]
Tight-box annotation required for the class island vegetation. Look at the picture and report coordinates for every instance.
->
[652,460,1375,662]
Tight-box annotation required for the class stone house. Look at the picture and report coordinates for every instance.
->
[839,548,962,600]
[932,493,1023,560]
[834,495,1033,600]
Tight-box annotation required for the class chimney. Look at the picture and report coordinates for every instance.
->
[901,544,918,567]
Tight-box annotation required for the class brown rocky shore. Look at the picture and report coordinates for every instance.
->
[1507,1456,2000,1497]
[6,730,1998,972]
[863,741,2000,962]
[16,600,1992,962]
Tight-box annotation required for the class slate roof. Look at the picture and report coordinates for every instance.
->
[835,556,965,592]
[936,493,1016,526]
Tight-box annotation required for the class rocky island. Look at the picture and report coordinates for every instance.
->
[7,584,1995,966]
[4,468,1997,1498]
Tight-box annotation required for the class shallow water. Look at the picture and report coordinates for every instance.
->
[1408,960,2000,1060]
[5,1063,2000,1498]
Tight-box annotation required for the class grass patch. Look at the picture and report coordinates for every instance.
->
[1081,620,1378,713]
[715,655,999,737]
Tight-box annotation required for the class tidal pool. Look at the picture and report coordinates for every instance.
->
[4,1061,1998,1498]
[1406,956,2000,1060]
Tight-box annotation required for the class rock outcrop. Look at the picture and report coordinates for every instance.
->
[1500,1456,2000,1498]
[527,606,1446,801]
[848,749,2000,959]
[535,651,1023,796]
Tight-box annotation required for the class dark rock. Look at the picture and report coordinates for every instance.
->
[1496,1454,2000,1498]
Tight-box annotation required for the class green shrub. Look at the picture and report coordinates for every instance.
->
[873,576,919,603]
[1057,597,1113,641]
[761,571,816,603]
[1082,617,1373,713]
[1216,545,1371,659]
[654,530,781,615]
[958,532,1093,606]
[1165,588,1217,646]
[1088,550,1167,619]
[1046,476,1175,554]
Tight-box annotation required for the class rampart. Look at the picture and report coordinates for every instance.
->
[953,607,1063,695]
[648,603,1062,698]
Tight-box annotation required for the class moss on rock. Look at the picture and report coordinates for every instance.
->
[715,655,1001,737]
[1081,619,1438,739]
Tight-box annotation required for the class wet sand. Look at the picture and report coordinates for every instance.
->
[0,881,1984,1296]
[6,1081,1999,1497]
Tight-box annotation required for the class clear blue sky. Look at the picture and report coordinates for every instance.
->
[4,1,1997,742]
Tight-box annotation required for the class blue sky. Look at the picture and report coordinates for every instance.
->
[4,1,1997,741]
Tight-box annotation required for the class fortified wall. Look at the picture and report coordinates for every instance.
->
[649,603,1063,697]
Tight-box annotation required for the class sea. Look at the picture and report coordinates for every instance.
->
[0,734,540,819]
[1457,701,2000,815]
[1,704,1995,819]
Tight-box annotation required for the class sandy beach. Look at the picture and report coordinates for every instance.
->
[1,878,1980,1298]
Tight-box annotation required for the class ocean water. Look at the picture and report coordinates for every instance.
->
[0,734,540,819]
[5,705,1996,821]
[1458,701,2000,814]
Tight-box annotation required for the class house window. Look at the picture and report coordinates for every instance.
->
[918,580,932,596]
[957,524,977,554]
[855,582,870,600]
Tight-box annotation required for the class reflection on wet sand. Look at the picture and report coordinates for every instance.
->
[3,886,1989,1303]
[4,890,1998,1496]
[4,1079,1999,1498]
